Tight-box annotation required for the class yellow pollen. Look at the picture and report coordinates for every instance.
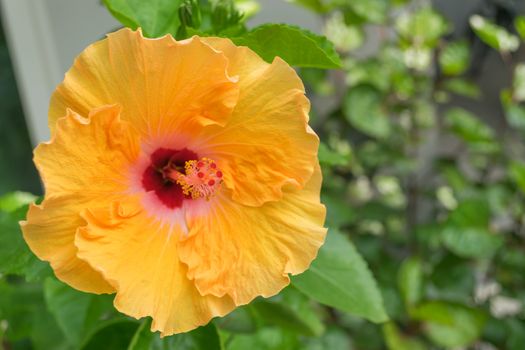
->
[165,157,223,200]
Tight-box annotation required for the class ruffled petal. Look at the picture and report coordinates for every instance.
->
[21,196,114,293]
[178,164,327,305]
[200,37,319,206]
[22,104,139,293]
[35,105,139,196]
[50,29,239,137]
[75,197,236,336]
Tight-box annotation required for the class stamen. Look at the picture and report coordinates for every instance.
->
[163,157,223,200]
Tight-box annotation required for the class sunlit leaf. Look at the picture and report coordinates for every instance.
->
[292,230,388,323]
[232,24,342,69]
[324,12,363,52]
[439,40,470,76]
[348,0,389,24]
[103,0,183,38]
[470,15,520,52]
[514,16,525,40]
[396,8,448,47]
[286,0,328,13]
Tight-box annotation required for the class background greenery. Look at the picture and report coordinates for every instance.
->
[1,0,525,349]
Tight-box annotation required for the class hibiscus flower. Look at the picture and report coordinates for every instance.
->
[21,28,326,336]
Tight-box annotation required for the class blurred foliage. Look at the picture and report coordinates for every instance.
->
[2,0,525,349]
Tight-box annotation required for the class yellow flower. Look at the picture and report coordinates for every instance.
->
[21,28,326,336]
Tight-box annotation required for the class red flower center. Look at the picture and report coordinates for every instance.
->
[141,148,223,209]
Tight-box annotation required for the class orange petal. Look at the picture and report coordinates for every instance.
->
[75,197,236,336]
[179,164,327,305]
[200,37,319,206]
[49,29,239,138]
[21,196,114,293]
[35,105,139,197]
[22,104,140,293]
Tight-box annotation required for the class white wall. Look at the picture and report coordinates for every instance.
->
[0,0,320,145]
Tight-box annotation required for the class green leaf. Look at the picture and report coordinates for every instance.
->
[441,198,503,259]
[439,40,470,76]
[292,230,388,323]
[128,319,155,350]
[514,16,525,40]
[226,327,298,350]
[510,161,525,195]
[303,328,352,350]
[513,63,525,102]
[506,104,525,131]
[103,0,183,38]
[286,0,328,14]
[126,319,223,350]
[232,24,341,69]
[250,287,324,337]
[0,280,67,349]
[343,84,391,139]
[159,322,222,349]
[442,227,503,259]
[470,15,520,52]
[411,301,486,348]
[396,8,448,47]
[348,0,389,24]
[346,58,392,92]
[397,257,423,308]
[445,108,498,152]
[0,197,49,280]
[507,319,525,350]
[383,322,426,350]
[449,198,490,227]
[443,78,481,99]
[322,191,356,228]
[80,319,140,350]
[44,278,116,347]
[502,88,525,131]
[445,108,494,143]
[235,0,260,20]
[215,306,256,333]
[318,142,349,167]
[0,191,36,212]
[325,13,364,52]
[429,254,475,302]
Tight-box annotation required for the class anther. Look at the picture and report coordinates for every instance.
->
[164,157,223,200]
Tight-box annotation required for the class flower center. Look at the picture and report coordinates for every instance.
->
[141,148,222,209]
[163,157,223,200]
